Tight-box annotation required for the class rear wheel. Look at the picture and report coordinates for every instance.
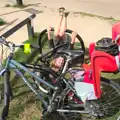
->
[58,78,120,120]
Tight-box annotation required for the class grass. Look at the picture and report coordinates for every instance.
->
[5,4,27,8]
[5,3,42,9]
[0,33,49,120]
[12,4,27,8]
[0,18,6,26]
[0,33,43,120]
[0,33,120,120]
[7,79,42,120]
[73,11,120,24]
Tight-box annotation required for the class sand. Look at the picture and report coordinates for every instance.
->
[0,0,119,47]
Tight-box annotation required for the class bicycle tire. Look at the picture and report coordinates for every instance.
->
[33,28,85,91]
[37,28,85,54]
[1,71,11,120]
[57,77,120,120]
[32,64,58,95]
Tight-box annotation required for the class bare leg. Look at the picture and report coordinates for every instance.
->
[54,16,63,37]
[59,16,67,38]
[59,12,69,38]
[54,7,65,37]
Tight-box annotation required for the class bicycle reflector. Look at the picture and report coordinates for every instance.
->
[24,44,31,54]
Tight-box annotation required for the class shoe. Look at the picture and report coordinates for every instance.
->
[58,7,65,16]
[64,11,69,17]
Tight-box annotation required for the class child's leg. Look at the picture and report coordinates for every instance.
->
[59,12,69,39]
[54,7,65,37]
[54,16,63,37]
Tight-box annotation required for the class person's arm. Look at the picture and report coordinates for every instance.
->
[47,27,54,48]
[48,38,54,48]
[70,31,77,49]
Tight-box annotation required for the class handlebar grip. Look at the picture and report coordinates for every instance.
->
[0,37,9,46]
[19,44,40,49]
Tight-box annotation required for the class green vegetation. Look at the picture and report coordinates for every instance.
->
[0,33,46,120]
[12,4,26,8]
[0,33,120,120]
[5,4,26,8]
[0,18,6,26]
[73,12,120,24]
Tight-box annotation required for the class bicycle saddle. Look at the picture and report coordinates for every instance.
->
[57,49,84,58]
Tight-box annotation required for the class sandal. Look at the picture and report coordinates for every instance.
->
[58,7,65,16]
[64,11,69,17]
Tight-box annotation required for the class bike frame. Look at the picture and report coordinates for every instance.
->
[0,55,57,108]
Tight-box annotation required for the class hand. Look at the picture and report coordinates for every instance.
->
[47,26,52,32]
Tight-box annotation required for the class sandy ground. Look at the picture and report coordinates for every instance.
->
[0,0,119,47]
[1,0,120,19]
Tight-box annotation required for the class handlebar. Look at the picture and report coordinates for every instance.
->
[0,37,40,52]
[0,37,9,46]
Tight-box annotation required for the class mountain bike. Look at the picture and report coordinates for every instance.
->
[0,37,120,120]
[0,37,59,120]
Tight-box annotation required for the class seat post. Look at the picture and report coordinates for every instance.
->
[62,56,71,74]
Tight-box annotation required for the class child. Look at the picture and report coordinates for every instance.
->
[47,7,77,71]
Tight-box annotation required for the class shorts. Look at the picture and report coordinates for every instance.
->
[49,33,72,49]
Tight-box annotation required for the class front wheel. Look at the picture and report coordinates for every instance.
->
[0,71,11,120]
[96,77,120,119]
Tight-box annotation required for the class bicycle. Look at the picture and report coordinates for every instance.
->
[32,28,85,93]
[0,37,59,120]
[41,35,120,120]
[0,37,120,120]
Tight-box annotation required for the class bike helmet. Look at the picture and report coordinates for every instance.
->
[95,37,119,56]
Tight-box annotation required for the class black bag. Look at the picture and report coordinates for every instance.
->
[95,37,119,56]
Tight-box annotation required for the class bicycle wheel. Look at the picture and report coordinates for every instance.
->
[34,28,85,72]
[33,65,58,95]
[37,28,85,54]
[0,71,11,120]
[58,78,120,120]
